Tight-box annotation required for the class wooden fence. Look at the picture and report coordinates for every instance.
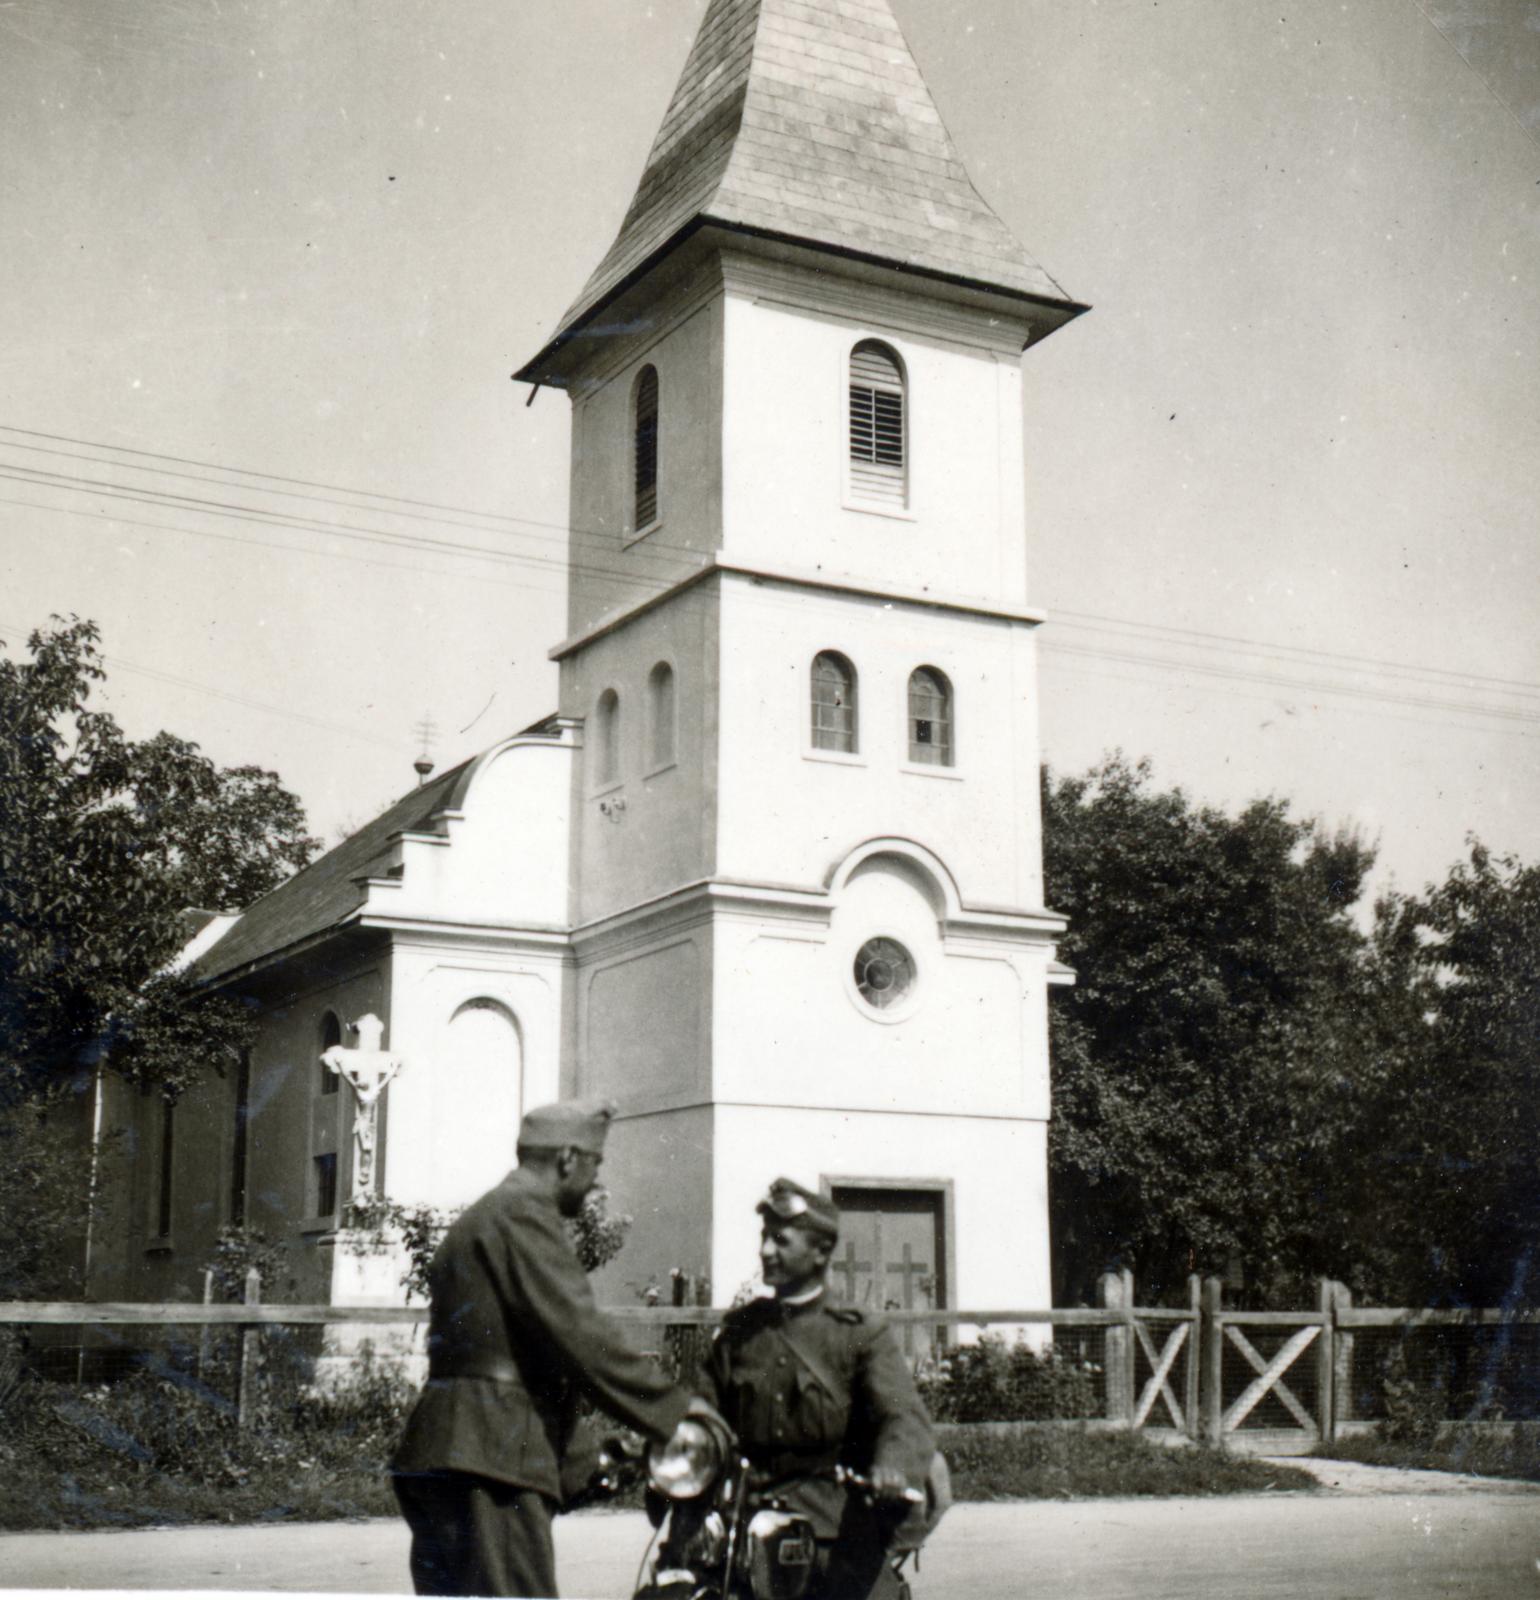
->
[4,1270,1537,1451]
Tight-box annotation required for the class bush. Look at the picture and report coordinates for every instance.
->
[943,1427,1317,1499]
[918,1335,1100,1423]
[1327,1421,1540,1483]
[1379,1345,1445,1446]
[0,1340,416,1530]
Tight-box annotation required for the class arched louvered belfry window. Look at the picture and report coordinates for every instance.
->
[811,651,858,754]
[633,364,659,530]
[848,340,906,507]
[907,666,954,767]
[594,688,621,785]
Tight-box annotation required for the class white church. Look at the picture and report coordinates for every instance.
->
[90,0,1085,1321]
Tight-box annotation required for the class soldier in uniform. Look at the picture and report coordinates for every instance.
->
[391,1098,692,1598]
[695,1179,936,1600]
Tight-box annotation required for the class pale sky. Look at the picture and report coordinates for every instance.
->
[3,0,1536,902]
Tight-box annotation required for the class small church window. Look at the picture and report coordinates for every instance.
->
[849,340,906,507]
[633,364,659,530]
[156,1098,175,1238]
[811,652,858,754]
[313,1152,338,1220]
[648,661,675,767]
[907,667,953,767]
[319,1011,341,1095]
[594,688,621,785]
[853,937,915,1010]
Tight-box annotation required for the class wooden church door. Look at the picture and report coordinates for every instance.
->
[828,1187,946,1357]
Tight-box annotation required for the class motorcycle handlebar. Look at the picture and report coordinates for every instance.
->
[831,1465,925,1504]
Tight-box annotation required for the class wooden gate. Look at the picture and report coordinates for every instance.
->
[1200,1279,1336,1452]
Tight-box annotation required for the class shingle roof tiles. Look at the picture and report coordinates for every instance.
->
[539,0,1072,368]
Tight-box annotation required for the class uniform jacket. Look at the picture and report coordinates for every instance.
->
[392,1167,688,1501]
[698,1289,935,1537]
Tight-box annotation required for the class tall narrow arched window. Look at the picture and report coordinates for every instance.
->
[907,667,954,767]
[633,364,659,530]
[811,651,858,754]
[319,1012,341,1095]
[647,661,675,768]
[848,340,906,507]
[593,688,621,785]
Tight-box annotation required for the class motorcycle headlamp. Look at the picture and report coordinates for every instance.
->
[647,1417,725,1501]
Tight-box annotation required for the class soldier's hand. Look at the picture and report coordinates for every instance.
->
[869,1465,915,1503]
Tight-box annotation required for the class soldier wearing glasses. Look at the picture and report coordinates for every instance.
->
[391,1099,692,1597]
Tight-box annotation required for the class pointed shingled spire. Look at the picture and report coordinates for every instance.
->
[519,0,1080,382]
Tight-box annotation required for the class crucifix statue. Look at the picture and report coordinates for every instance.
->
[321,1013,404,1209]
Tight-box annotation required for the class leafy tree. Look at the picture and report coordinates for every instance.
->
[1372,844,1540,1307]
[0,616,320,1108]
[1042,754,1392,1306]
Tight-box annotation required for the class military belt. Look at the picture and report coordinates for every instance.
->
[428,1355,523,1384]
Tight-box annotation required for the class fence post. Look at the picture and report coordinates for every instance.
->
[1201,1276,1224,1447]
[1331,1280,1354,1433]
[197,1269,215,1384]
[1099,1271,1133,1425]
[1316,1277,1336,1445]
[236,1267,261,1430]
[1185,1274,1202,1439]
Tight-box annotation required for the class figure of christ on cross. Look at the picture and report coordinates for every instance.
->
[320,1013,404,1207]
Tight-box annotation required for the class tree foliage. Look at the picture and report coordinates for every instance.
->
[1372,844,1540,1306]
[1043,755,1397,1305]
[0,616,320,1106]
[1043,755,1538,1312]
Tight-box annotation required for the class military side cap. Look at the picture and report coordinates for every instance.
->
[518,1097,618,1154]
[757,1177,840,1242]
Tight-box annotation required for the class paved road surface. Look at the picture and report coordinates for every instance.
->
[4,1467,1539,1599]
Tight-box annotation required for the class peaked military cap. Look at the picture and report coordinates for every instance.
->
[518,1097,618,1154]
[756,1177,840,1242]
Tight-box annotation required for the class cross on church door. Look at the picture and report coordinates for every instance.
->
[828,1187,946,1359]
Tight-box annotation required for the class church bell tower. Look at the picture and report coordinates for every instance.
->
[516,0,1085,1312]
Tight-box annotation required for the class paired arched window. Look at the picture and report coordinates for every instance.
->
[848,340,907,507]
[907,667,954,767]
[809,655,955,766]
[633,364,659,531]
[593,688,621,785]
[647,661,676,768]
[811,651,859,754]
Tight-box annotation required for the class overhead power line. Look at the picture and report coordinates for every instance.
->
[6,428,1537,738]
[0,615,403,752]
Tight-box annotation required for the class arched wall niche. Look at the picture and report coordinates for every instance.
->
[431,998,524,1209]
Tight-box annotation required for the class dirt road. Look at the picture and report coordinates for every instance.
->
[3,1464,1537,1599]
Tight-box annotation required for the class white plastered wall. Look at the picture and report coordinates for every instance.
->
[714,576,1049,913]
[709,1104,1050,1313]
[372,736,575,1210]
[719,275,1031,610]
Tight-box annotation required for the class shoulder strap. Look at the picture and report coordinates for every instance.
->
[775,1322,845,1399]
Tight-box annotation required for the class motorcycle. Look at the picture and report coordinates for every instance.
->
[621,1410,938,1600]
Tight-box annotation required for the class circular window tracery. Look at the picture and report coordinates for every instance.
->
[853,937,915,1010]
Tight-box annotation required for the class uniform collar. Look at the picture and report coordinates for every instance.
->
[775,1283,827,1313]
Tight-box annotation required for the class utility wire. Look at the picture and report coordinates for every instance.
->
[0,614,404,752]
[7,446,1537,733]
[7,428,1535,704]
[1052,607,1540,699]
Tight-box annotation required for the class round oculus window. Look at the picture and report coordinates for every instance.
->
[853,937,915,1010]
